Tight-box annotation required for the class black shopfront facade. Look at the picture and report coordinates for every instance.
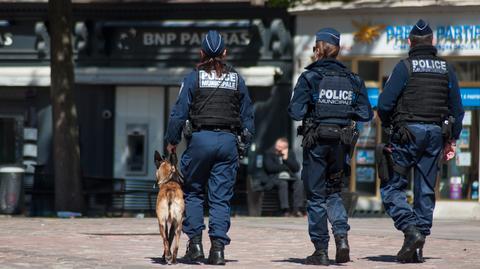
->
[0,2,293,215]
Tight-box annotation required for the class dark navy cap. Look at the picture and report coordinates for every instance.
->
[201,30,225,58]
[410,19,433,36]
[315,28,340,46]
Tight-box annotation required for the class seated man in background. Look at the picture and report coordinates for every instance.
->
[263,137,304,217]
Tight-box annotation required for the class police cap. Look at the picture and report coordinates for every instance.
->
[201,30,225,58]
[410,19,433,36]
[315,28,340,46]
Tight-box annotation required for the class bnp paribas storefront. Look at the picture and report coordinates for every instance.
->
[292,5,480,218]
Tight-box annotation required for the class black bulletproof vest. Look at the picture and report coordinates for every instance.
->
[312,68,359,121]
[189,69,241,130]
[393,56,450,124]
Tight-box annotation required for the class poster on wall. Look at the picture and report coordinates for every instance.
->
[456,152,472,167]
[356,167,376,183]
[356,150,375,165]
[462,111,472,126]
[458,128,470,149]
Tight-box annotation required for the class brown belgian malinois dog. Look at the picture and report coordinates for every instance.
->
[154,150,185,264]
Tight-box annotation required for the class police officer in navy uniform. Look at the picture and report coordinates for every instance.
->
[289,28,373,265]
[165,30,254,265]
[378,19,464,263]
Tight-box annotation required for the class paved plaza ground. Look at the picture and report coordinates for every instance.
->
[0,216,479,268]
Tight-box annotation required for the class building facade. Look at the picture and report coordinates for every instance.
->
[291,1,480,218]
[0,1,294,214]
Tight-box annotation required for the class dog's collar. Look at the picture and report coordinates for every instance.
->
[155,166,184,189]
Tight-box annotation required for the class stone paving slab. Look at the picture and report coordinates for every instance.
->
[0,216,479,269]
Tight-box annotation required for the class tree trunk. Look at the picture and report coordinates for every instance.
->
[49,0,84,213]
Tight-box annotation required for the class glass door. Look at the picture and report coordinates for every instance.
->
[350,60,382,197]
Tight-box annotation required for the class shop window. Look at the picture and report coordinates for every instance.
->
[126,124,148,176]
[450,61,480,82]
[439,110,479,200]
[354,120,377,196]
[0,118,15,164]
[358,61,379,82]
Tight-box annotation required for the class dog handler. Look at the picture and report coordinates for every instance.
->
[288,28,373,265]
[165,30,254,265]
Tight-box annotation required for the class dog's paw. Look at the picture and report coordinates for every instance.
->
[165,255,173,265]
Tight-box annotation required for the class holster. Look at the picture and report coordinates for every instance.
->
[236,128,251,160]
[375,144,393,182]
[183,120,193,140]
[392,123,415,144]
[341,125,359,147]
[375,143,410,182]
[298,119,318,149]
[441,116,455,141]
[326,170,344,195]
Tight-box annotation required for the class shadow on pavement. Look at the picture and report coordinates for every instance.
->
[148,257,239,265]
[272,258,343,266]
[148,257,199,265]
[83,233,159,236]
[362,255,397,263]
[362,255,440,263]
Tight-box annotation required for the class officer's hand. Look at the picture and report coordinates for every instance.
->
[384,144,393,153]
[443,141,456,161]
[167,143,177,154]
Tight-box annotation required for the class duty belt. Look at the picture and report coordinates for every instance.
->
[298,121,358,148]
[195,125,236,133]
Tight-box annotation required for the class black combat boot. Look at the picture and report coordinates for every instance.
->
[183,234,204,262]
[397,226,425,262]
[334,234,350,263]
[411,247,425,263]
[305,249,329,266]
[207,238,225,265]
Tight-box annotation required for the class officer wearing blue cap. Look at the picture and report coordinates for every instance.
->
[378,19,464,263]
[165,30,254,265]
[289,27,373,265]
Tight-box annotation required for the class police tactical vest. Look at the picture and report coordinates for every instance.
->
[311,68,360,121]
[393,56,450,124]
[189,69,241,130]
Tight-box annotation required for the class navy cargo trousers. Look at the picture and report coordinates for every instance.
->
[302,142,350,250]
[381,123,443,236]
[180,130,238,245]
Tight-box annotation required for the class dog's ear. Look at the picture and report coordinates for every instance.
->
[169,152,178,166]
[154,150,162,169]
